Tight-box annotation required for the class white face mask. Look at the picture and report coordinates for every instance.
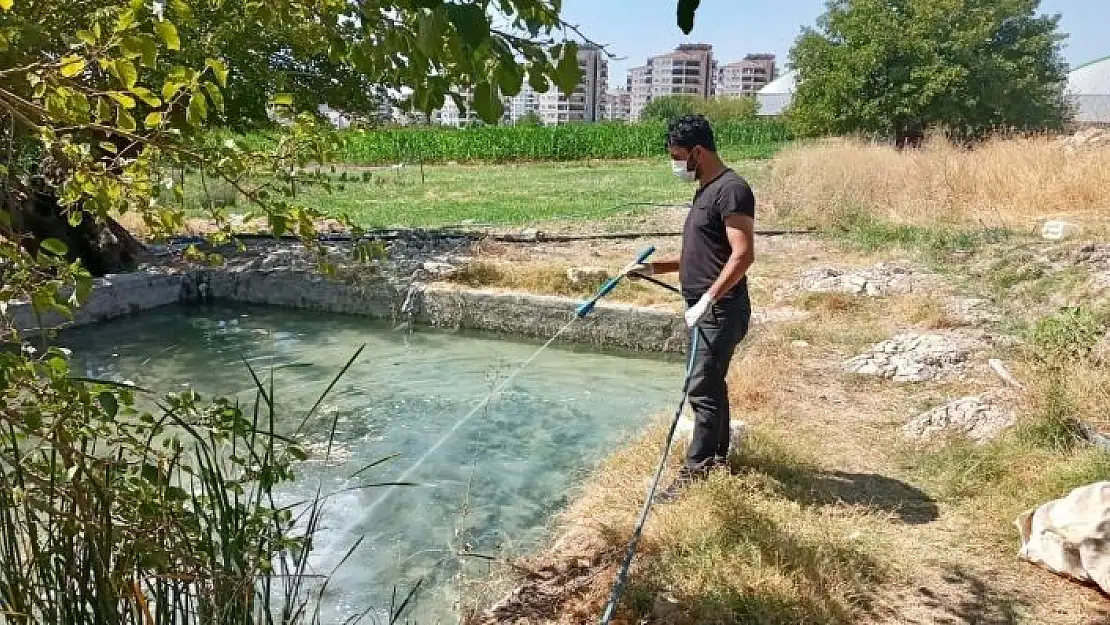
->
[671,159,696,182]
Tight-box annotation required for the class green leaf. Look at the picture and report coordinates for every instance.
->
[117,107,137,132]
[472,81,502,124]
[186,92,207,125]
[96,97,113,122]
[446,3,489,48]
[203,82,224,113]
[156,20,180,50]
[417,10,447,56]
[527,65,549,93]
[0,0,11,11]
[169,0,192,21]
[115,58,138,89]
[98,392,119,418]
[677,0,701,35]
[144,111,163,128]
[123,35,158,66]
[108,91,136,109]
[272,93,294,107]
[131,86,161,107]
[67,210,83,227]
[98,141,118,154]
[497,57,524,98]
[77,29,97,46]
[206,58,228,88]
[161,80,184,102]
[554,41,580,95]
[40,238,68,256]
[60,56,86,78]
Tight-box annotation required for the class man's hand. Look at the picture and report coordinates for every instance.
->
[684,293,714,328]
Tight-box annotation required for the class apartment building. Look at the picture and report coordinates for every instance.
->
[605,87,632,121]
[627,64,652,121]
[627,44,717,120]
[717,53,777,97]
[536,43,608,124]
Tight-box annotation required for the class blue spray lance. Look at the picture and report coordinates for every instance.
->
[575,245,657,318]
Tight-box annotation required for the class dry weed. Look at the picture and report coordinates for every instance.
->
[447,260,676,307]
[767,137,1110,230]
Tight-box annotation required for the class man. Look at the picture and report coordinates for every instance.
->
[627,114,756,498]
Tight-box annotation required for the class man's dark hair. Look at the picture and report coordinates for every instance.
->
[665,114,716,152]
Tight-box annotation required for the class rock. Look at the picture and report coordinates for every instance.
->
[565,266,609,286]
[778,263,938,299]
[945,297,1000,326]
[1016,482,1110,593]
[1041,220,1082,241]
[844,330,987,383]
[421,261,457,279]
[904,393,1017,444]
[1063,127,1110,153]
[676,417,747,451]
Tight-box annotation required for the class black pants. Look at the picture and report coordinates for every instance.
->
[684,294,751,472]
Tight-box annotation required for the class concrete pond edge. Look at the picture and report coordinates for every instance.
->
[9,267,693,353]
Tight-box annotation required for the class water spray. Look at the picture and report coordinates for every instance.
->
[365,246,658,518]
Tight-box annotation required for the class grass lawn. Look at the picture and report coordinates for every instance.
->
[184,149,770,229]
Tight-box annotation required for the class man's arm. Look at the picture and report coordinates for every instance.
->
[705,214,755,301]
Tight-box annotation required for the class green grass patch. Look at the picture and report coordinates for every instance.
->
[826,210,1014,259]
[180,156,768,229]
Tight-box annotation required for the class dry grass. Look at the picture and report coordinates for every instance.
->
[446,260,679,307]
[767,137,1110,231]
[537,425,894,625]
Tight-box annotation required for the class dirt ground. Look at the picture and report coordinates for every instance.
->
[447,207,1110,625]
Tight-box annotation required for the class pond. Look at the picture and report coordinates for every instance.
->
[62,304,683,623]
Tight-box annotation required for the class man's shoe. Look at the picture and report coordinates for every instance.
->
[654,467,703,504]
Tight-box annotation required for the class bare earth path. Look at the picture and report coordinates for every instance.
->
[457,219,1110,624]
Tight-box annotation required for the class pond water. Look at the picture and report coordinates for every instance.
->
[62,304,683,623]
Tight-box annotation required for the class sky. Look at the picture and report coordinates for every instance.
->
[559,0,1109,88]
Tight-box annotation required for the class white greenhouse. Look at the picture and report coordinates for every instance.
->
[1067,56,1110,124]
[755,58,1110,124]
[756,70,796,117]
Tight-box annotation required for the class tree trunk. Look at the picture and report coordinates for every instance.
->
[4,180,149,277]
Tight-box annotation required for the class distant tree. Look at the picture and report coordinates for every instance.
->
[788,0,1072,145]
[640,95,699,122]
[700,96,759,122]
[641,94,758,124]
[517,110,544,126]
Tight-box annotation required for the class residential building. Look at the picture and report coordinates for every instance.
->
[435,90,514,127]
[605,87,631,121]
[627,64,652,121]
[626,44,717,120]
[536,44,608,124]
[717,53,777,97]
[505,85,540,123]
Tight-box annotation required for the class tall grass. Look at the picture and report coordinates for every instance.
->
[0,343,408,624]
[234,121,790,165]
[767,136,1110,230]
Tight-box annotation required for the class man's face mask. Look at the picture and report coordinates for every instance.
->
[670,148,697,182]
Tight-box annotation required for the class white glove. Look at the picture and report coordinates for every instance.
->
[684,293,714,328]
[622,261,653,278]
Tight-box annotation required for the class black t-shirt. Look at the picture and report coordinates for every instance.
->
[679,168,756,301]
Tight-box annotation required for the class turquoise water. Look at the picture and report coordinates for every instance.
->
[62,304,682,623]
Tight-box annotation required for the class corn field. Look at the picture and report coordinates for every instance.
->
[337,121,790,164]
[235,121,790,166]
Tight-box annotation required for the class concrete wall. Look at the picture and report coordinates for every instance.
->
[9,268,687,353]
